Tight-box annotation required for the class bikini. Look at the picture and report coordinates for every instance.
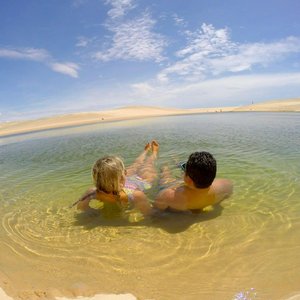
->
[123,175,152,202]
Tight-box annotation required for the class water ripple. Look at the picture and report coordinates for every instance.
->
[1,113,300,299]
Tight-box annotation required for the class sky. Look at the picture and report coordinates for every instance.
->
[1,0,300,121]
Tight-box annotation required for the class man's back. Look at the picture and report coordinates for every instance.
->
[154,178,233,212]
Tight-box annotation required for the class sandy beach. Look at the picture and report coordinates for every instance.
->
[233,98,300,112]
[1,98,299,137]
[0,105,236,137]
[1,99,299,137]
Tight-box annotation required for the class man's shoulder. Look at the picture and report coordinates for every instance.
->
[212,178,233,191]
[211,178,233,202]
[158,187,176,198]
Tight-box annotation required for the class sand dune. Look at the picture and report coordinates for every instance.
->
[0,98,299,137]
[234,98,300,112]
[0,105,235,137]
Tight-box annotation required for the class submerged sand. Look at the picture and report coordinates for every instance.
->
[0,287,136,300]
[1,98,299,137]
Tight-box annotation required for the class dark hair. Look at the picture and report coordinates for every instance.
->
[185,151,216,188]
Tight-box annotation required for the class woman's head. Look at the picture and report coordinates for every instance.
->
[92,156,126,194]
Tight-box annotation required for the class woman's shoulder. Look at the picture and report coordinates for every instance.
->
[115,190,129,204]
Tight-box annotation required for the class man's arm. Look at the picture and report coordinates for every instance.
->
[153,188,176,211]
[212,179,233,205]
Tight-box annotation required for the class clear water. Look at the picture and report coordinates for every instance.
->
[1,112,300,300]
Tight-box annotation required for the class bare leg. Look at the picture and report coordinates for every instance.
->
[126,142,151,176]
[159,165,176,186]
[137,140,159,183]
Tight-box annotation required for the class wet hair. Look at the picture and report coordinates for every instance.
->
[185,151,217,188]
[92,156,125,194]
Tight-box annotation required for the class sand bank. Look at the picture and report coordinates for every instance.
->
[0,105,235,137]
[234,98,300,112]
[1,99,299,137]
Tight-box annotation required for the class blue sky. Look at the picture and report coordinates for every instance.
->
[1,0,300,121]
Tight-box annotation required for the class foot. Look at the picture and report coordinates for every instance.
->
[151,140,159,154]
[144,142,151,152]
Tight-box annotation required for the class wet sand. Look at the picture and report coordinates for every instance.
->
[0,287,136,300]
[0,270,136,300]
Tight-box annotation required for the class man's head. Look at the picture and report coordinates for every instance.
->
[185,151,217,188]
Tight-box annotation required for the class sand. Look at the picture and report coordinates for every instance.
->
[1,99,299,137]
[233,98,300,112]
[0,288,136,300]
[0,105,235,137]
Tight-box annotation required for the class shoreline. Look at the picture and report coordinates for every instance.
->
[1,99,300,137]
[0,287,137,300]
[0,106,236,137]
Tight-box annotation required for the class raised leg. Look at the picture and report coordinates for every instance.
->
[137,141,159,183]
[126,142,151,176]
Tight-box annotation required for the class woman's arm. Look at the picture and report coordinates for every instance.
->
[132,190,153,216]
[70,187,97,210]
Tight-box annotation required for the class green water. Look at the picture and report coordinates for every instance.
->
[0,112,300,299]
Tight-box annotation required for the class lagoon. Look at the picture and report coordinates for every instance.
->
[1,112,300,299]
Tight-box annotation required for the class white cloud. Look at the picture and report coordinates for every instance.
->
[0,47,79,78]
[72,0,88,7]
[76,36,90,47]
[49,62,79,78]
[94,13,167,62]
[157,23,300,82]
[131,82,155,97]
[173,14,187,27]
[105,0,136,19]
[131,72,300,107]
[0,48,50,61]
[209,36,300,75]
[157,23,235,82]
[176,24,235,58]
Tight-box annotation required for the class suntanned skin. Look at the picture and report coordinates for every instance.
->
[154,168,233,212]
[76,141,159,216]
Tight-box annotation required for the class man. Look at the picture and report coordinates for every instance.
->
[154,151,233,212]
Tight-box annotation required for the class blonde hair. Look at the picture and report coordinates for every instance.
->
[92,156,125,195]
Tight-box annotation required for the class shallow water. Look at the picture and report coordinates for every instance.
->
[1,112,300,300]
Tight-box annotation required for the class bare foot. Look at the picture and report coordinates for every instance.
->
[151,140,159,154]
[144,142,151,152]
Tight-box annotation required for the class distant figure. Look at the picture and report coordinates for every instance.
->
[73,141,159,216]
[154,152,233,212]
